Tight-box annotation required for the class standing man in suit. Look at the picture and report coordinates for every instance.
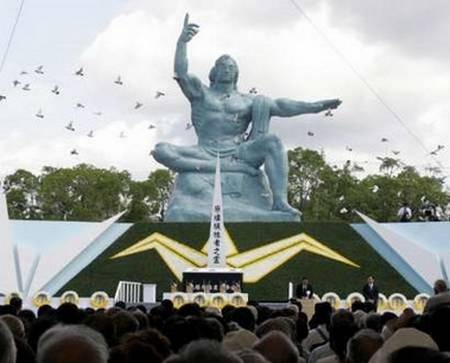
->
[362,275,379,310]
[296,277,314,299]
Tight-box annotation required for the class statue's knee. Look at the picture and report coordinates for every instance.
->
[152,142,171,162]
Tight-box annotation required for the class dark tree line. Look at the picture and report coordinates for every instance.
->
[2,148,449,222]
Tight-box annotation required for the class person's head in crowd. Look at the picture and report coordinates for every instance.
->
[83,313,116,347]
[369,327,438,363]
[347,329,383,363]
[0,315,25,339]
[393,308,416,331]
[309,301,332,329]
[114,328,171,363]
[288,298,303,312]
[185,316,224,342]
[135,304,147,314]
[8,297,22,314]
[27,316,56,353]
[247,305,259,323]
[163,316,201,352]
[366,313,383,333]
[37,304,55,318]
[114,301,126,310]
[223,329,259,352]
[37,324,108,363]
[354,309,368,329]
[255,317,293,340]
[112,310,139,340]
[388,346,450,363]
[236,349,270,363]
[231,307,256,332]
[0,320,16,363]
[132,309,149,330]
[164,339,242,363]
[364,302,377,313]
[429,306,450,352]
[56,302,81,325]
[222,305,237,323]
[433,279,448,295]
[352,300,366,313]
[295,313,309,344]
[329,309,358,361]
[205,306,222,317]
[380,312,397,328]
[178,303,202,318]
[255,305,272,325]
[253,331,298,363]
[161,299,174,311]
[0,305,17,317]
[17,309,36,332]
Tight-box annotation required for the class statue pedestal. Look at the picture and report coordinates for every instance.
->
[165,171,300,222]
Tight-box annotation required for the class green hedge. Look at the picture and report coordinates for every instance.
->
[60,222,417,301]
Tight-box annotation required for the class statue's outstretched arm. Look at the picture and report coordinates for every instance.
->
[269,97,342,117]
[174,14,203,100]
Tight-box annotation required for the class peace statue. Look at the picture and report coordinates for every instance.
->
[153,14,342,222]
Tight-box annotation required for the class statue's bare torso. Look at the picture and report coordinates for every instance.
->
[192,88,253,149]
[152,14,342,215]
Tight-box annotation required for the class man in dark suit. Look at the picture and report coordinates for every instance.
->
[362,275,379,310]
[296,277,314,299]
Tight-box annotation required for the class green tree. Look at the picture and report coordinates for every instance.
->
[3,169,42,219]
[39,164,131,221]
[124,169,174,222]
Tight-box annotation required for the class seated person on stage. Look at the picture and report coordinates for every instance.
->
[210,284,220,293]
[203,281,212,293]
[225,284,234,294]
[233,282,241,293]
[193,283,204,293]
[185,281,194,293]
[296,277,314,299]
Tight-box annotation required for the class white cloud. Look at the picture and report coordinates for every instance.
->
[0,0,449,182]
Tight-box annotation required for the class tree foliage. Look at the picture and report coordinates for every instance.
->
[2,164,174,222]
[2,151,449,223]
[287,147,450,222]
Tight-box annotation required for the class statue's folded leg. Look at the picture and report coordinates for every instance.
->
[238,135,300,215]
[153,142,258,175]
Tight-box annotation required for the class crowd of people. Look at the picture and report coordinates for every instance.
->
[1,279,450,363]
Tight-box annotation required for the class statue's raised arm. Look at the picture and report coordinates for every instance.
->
[174,14,204,100]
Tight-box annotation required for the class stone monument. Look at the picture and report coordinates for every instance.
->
[152,14,342,222]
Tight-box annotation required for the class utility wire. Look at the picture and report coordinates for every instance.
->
[0,0,26,74]
[288,0,446,171]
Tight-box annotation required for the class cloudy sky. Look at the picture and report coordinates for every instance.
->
[0,0,449,181]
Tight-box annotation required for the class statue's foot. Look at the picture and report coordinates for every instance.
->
[272,200,301,215]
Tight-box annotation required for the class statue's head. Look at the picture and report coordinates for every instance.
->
[209,54,239,89]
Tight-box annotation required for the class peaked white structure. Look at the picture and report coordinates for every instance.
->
[355,211,441,292]
[207,155,227,268]
[0,189,18,294]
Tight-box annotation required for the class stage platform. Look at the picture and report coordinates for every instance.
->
[3,213,449,302]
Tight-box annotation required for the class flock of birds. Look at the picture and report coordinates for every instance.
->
[0,65,166,156]
[0,65,447,209]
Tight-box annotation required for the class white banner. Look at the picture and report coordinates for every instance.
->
[207,155,227,268]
